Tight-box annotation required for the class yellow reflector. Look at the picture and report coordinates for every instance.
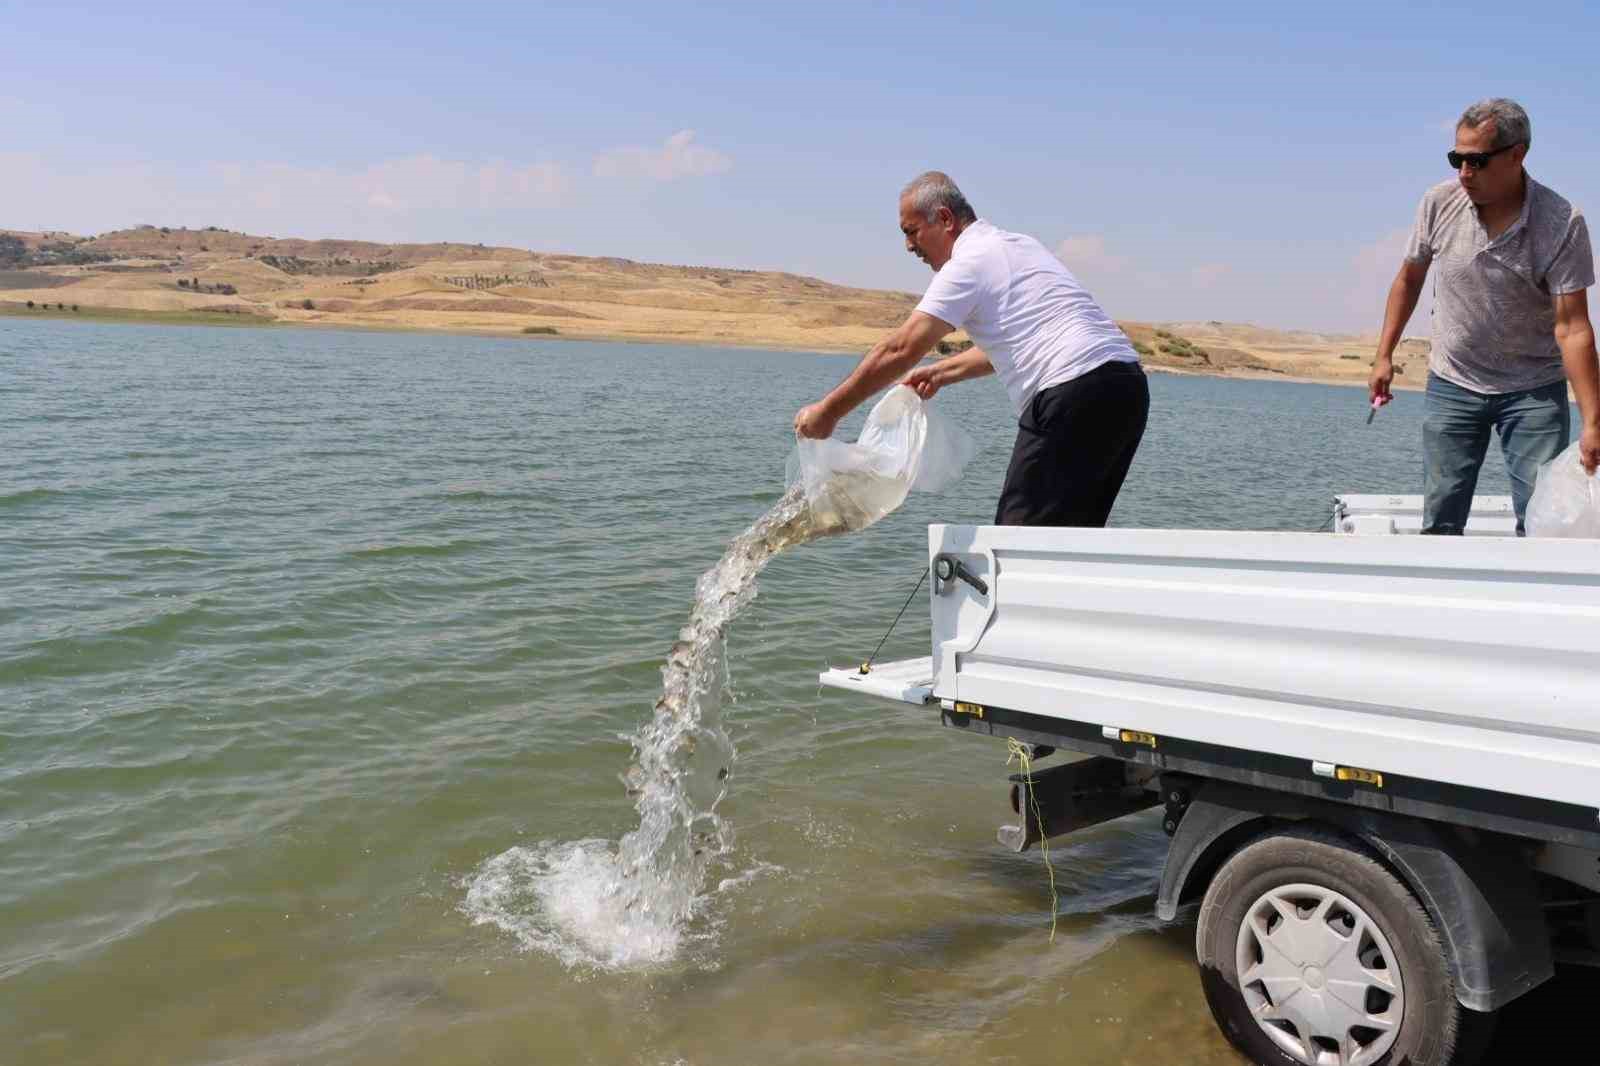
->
[953,701,985,719]
[1119,730,1158,748]
[1335,766,1384,788]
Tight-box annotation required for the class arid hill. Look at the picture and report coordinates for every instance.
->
[0,225,1423,383]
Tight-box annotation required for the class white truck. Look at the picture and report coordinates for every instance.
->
[821,495,1600,1066]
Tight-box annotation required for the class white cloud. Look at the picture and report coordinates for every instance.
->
[592,130,732,181]
[1344,226,1431,337]
[215,156,569,215]
[0,153,571,240]
[1054,234,1127,277]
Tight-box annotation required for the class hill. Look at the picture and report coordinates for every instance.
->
[0,226,920,351]
[0,226,1421,383]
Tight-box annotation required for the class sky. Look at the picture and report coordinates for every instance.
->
[4,0,1600,333]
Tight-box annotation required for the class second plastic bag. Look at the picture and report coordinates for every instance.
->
[787,385,977,535]
[1526,440,1600,537]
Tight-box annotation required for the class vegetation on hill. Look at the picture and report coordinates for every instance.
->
[0,225,1424,381]
[0,233,115,268]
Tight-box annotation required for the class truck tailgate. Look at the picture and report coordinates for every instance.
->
[818,656,934,704]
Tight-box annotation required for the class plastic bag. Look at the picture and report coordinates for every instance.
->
[1526,441,1600,537]
[787,385,977,534]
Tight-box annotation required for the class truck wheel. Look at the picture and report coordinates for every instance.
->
[1195,828,1491,1066]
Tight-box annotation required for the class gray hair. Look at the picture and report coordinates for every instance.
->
[901,171,977,225]
[1457,98,1532,150]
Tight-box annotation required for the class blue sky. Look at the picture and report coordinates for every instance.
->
[4,0,1599,331]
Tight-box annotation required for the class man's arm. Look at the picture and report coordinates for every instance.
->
[902,345,994,400]
[1553,289,1600,473]
[1369,259,1430,403]
[793,311,952,438]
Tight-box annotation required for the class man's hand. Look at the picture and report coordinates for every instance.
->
[1553,289,1600,475]
[902,362,944,400]
[793,402,840,440]
[792,312,952,441]
[1580,421,1600,475]
[1369,355,1394,404]
[1370,260,1426,404]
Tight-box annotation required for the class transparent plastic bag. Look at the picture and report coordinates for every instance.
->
[787,385,977,534]
[1526,441,1600,537]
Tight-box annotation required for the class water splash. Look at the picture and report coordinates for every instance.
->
[464,477,902,969]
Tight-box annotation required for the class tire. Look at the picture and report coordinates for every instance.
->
[1195,828,1494,1066]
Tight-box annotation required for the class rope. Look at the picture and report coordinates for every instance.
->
[1006,736,1059,943]
[857,564,929,674]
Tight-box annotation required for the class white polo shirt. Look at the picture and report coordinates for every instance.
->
[915,219,1138,414]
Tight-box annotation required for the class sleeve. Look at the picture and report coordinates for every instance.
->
[1403,191,1435,265]
[914,254,985,330]
[1545,210,1595,295]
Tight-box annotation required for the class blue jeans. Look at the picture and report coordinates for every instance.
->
[1423,372,1570,535]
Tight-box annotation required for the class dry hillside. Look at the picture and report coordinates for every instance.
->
[0,225,1424,381]
[0,226,921,351]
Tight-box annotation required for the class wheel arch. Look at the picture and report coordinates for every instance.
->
[1157,779,1552,1012]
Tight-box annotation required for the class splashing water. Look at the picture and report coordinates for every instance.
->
[464,474,906,969]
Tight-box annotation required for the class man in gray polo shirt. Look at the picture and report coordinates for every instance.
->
[1369,97,1600,534]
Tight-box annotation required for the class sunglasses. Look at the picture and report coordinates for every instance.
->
[1447,143,1522,170]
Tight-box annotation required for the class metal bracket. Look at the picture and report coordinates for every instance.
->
[998,756,1159,852]
[933,553,988,596]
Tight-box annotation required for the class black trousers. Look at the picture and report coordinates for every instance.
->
[994,360,1149,527]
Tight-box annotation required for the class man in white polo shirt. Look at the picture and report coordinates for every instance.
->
[794,171,1148,526]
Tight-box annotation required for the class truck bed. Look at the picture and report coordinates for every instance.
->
[823,516,1600,827]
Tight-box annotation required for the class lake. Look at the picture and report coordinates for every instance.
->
[7,318,1552,1065]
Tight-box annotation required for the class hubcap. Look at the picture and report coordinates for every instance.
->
[1234,883,1404,1066]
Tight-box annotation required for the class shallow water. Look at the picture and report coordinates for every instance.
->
[5,318,1538,1065]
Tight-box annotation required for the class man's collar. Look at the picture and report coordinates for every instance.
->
[1511,171,1535,230]
[951,218,989,250]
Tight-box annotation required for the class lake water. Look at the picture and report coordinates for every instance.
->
[4,318,1556,1066]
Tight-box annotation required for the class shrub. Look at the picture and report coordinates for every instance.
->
[302,298,315,310]
[178,279,189,288]
[25,300,34,308]
[71,304,79,312]
[521,325,558,335]
[0,233,26,266]
[1132,341,1152,356]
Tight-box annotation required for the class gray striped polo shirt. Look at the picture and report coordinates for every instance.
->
[1405,175,1594,394]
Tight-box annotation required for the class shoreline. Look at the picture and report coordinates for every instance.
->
[0,300,867,356]
[0,299,1414,389]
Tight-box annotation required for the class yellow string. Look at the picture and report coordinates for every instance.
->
[1006,736,1058,943]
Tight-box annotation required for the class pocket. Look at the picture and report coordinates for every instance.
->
[1018,385,1053,435]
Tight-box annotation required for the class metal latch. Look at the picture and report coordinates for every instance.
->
[933,553,988,596]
